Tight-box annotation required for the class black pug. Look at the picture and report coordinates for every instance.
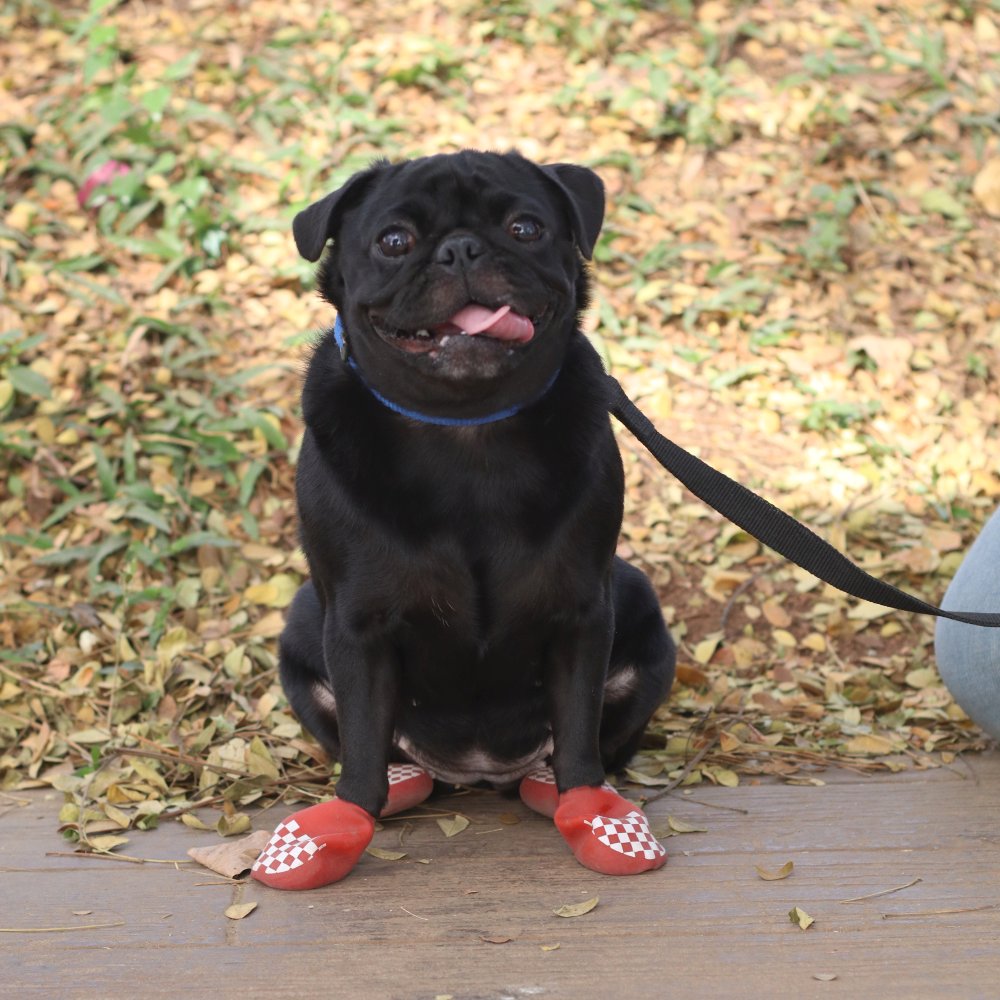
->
[252,150,676,890]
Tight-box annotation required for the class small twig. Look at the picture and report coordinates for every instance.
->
[46,851,191,866]
[0,791,32,807]
[675,795,750,815]
[380,807,473,822]
[160,794,230,819]
[642,736,718,806]
[398,907,429,921]
[0,921,126,934]
[849,173,885,232]
[115,747,240,776]
[959,752,981,786]
[720,565,776,634]
[0,663,70,698]
[882,904,998,919]
[839,877,922,903]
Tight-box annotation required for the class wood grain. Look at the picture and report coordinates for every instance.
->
[2,755,998,999]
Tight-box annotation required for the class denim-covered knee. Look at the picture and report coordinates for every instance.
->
[935,617,1000,740]
[934,506,1000,740]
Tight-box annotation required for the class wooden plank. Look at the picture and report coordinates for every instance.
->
[1,756,998,999]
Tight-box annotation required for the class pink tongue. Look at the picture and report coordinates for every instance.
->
[446,304,534,343]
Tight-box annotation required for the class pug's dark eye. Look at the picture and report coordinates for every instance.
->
[508,217,543,242]
[377,227,416,257]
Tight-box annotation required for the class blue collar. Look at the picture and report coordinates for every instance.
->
[333,315,558,428]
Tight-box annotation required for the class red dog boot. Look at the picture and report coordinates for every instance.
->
[519,766,561,817]
[381,762,434,817]
[251,798,375,891]
[519,766,617,819]
[554,785,666,876]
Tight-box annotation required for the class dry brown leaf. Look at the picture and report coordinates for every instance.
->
[719,731,743,753]
[674,663,709,687]
[366,846,407,861]
[187,829,271,878]
[762,600,792,628]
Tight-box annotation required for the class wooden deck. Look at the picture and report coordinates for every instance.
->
[2,753,998,999]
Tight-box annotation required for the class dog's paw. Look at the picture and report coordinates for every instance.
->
[554,786,666,876]
[251,799,375,891]
[381,762,434,817]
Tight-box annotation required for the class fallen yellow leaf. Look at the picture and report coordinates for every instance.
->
[436,814,470,838]
[244,573,299,608]
[693,637,721,665]
[756,860,794,881]
[553,896,599,918]
[973,158,1000,216]
[843,734,898,755]
[224,902,257,920]
[667,815,707,834]
[216,812,251,837]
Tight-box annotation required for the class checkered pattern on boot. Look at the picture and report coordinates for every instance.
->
[554,785,666,876]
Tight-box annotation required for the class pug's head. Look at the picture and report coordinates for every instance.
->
[293,150,604,421]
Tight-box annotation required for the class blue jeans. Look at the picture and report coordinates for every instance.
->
[935,506,1000,740]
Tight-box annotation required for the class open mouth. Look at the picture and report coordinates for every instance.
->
[373,304,539,355]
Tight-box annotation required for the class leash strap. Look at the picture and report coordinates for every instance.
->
[606,375,1000,628]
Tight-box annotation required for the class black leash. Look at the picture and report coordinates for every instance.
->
[607,375,1000,629]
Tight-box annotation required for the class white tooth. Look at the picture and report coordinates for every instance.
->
[460,330,470,336]
[440,335,450,346]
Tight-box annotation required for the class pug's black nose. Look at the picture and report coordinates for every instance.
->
[434,233,485,271]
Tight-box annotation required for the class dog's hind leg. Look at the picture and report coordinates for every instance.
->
[599,557,675,773]
[278,581,343,758]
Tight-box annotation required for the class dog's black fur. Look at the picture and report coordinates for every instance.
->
[280,150,675,817]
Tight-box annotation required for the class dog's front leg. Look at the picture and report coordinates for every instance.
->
[541,592,668,877]
[323,621,398,817]
[251,616,399,891]
[544,595,614,794]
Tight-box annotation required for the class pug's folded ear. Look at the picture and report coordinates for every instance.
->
[292,159,389,262]
[538,163,605,260]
